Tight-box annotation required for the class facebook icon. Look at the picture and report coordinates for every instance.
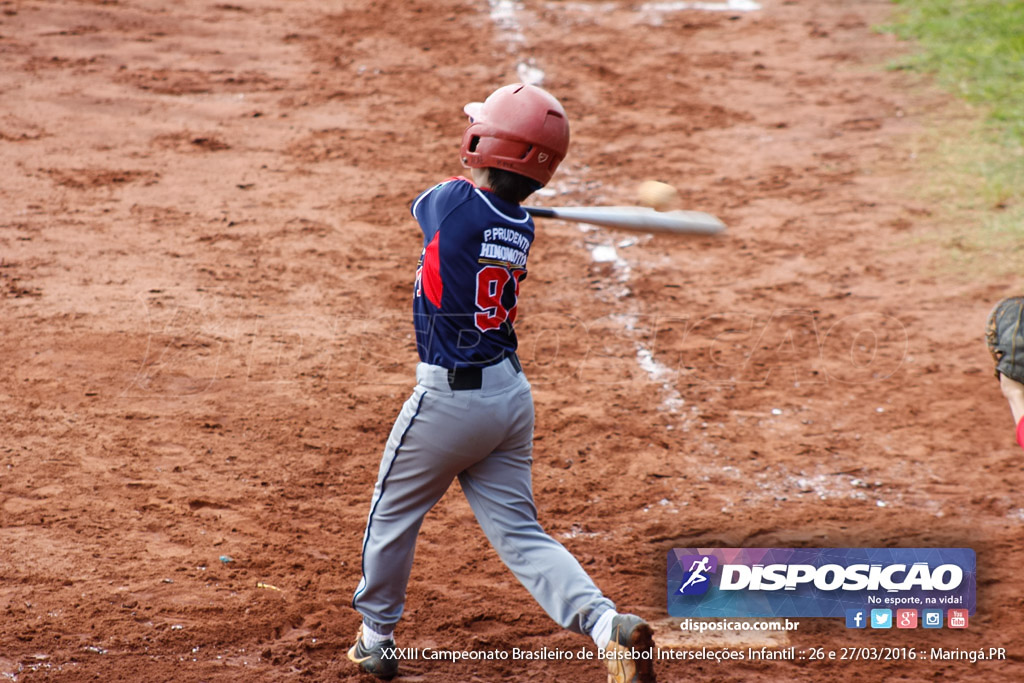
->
[845,608,867,629]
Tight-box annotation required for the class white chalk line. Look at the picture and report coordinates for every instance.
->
[485,1,766,416]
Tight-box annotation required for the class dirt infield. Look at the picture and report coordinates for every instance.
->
[2,0,1022,680]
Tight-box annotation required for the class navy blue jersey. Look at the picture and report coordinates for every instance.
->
[411,177,534,368]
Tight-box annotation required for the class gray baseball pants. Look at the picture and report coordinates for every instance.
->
[352,357,615,635]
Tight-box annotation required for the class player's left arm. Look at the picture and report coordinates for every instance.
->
[999,374,1024,449]
[411,178,474,242]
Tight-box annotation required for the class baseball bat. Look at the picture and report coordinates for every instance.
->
[524,205,725,235]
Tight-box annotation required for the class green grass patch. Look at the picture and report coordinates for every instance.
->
[880,0,1024,274]
[884,0,1024,143]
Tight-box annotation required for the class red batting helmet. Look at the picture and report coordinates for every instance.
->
[460,84,570,186]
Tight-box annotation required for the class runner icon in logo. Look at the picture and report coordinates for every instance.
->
[677,555,718,595]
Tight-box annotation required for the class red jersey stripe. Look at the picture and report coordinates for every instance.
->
[422,231,443,308]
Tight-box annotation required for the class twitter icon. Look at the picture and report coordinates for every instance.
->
[870,609,892,629]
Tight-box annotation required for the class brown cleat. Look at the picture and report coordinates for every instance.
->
[604,614,656,683]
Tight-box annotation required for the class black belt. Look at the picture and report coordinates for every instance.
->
[447,354,522,391]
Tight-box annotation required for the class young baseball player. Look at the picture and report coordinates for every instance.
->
[348,84,657,682]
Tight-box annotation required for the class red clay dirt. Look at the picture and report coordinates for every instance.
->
[1,0,1022,681]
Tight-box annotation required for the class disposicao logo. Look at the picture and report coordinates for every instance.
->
[667,548,976,619]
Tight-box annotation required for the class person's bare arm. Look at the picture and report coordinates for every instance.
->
[1000,373,1024,426]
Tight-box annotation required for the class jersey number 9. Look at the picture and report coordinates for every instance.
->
[475,265,525,332]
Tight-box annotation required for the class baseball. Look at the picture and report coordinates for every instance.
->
[637,180,678,211]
